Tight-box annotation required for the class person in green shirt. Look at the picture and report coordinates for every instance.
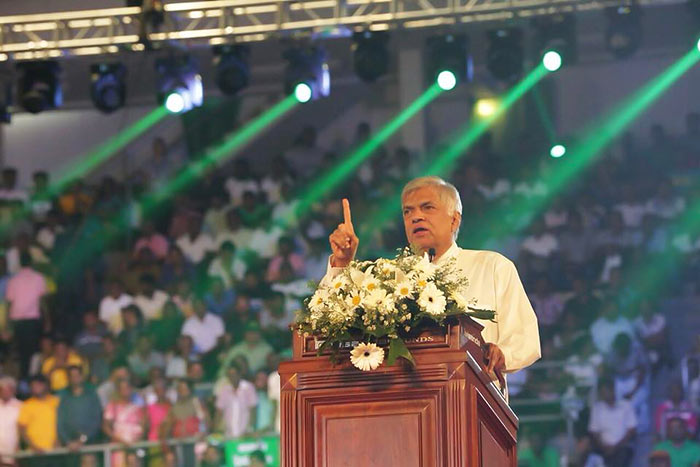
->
[220,321,273,375]
[653,417,700,467]
[518,430,560,467]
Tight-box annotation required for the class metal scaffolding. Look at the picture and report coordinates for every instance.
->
[0,0,681,60]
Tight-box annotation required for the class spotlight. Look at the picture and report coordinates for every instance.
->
[533,14,577,69]
[605,6,642,59]
[475,98,498,118]
[542,50,562,72]
[697,37,700,52]
[550,144,566,158]
[352,30,390,83]
[486,28,524,82]
[155,55,203,114]
[16,61,62,114]
[90,63,126,113]
[426,34,471,90]
[213,44,250,95]
[283,45,330,103]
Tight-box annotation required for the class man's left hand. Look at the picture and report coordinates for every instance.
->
[484,343,506,373]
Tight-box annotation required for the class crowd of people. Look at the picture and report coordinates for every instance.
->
[0,109,696,466]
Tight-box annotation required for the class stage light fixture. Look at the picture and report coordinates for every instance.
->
[486,28,524,82]
[533,14,577,70]
[426,34,472,90]
[697,37,700,52]
[283,45,330,103]
[550,144,566,158]
[213,44,250,95]
[475,98,498,118]
[16,61,62,114]
[155,55,203,114]
[352,30,390,82]
[90,62,126,113]
[542,50,562,72]
[605,6,643,59]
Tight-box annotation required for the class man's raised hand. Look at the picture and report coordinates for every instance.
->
[329,198,359,268]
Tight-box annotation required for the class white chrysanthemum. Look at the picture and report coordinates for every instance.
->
[417,282,447,315]
[376,258,398,276]
[309,289,330,312]
[394,280,414,299]
[451,292,469,312]
[350,342,384,371]
[328,275,349,295]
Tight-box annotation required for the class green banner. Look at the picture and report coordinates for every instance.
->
[224,436,280,467]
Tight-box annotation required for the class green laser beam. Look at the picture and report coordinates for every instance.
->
[532,85,557,143]
[290,84,443,224]
[465,47,700,247]
[356,64,549,248]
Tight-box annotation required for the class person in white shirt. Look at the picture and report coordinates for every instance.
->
[176,217,216,265]
[588,378,637,466]
[324,176,541,392]
[133,274,169,321]
[0,376,22,464]
[98,280,134,334]
[181,298,225,354]
[215,362,258,438]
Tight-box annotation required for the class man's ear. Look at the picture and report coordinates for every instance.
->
[451,212,462,233]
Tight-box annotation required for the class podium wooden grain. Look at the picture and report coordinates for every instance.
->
[278,316,518,466]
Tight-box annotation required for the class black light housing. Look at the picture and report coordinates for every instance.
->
[425,34,472,88]
[605,6,643,59]
[486,28,524,82]
[283,44,330,102]
[352,30,390,83]
[533,14,578,68]
[213,44,250,95]
[16,61,62,114]
[90,62,127,113]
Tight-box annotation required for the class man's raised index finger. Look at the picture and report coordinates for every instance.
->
[342,198,354,232]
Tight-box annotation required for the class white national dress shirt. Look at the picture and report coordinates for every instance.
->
[181,313,225,354]
[0,397,21,458]
[321,243,541,387]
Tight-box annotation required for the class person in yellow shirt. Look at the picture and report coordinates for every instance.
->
[18,375,59,463]
[40,338,88,392]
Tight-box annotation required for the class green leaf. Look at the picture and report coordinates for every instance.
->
[466,310,497,322]
[387,337,416,367]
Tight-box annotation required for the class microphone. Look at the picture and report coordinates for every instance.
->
[428,248,436,263]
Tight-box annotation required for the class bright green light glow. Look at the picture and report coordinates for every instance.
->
[165,92,185,113]
[436,70,457,91]
[290,84,443,225]
[465,47,700,249]
[294,83,313,103]
[542,51,562,72]
[550,144,566,158]
[144,96,298,210]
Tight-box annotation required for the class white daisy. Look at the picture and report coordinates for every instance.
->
[394,280,414,300]
[417,282,447,315]
[309,289,330,312]
[328,275,348,295]
[345,292,364,310]
[451,292,469,312]
[365,288,391,309]
[350,342,385,371]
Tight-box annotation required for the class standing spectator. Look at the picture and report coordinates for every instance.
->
[162,379,208,466]
[133,274,169,321]
[35,209,63,253]
[103,379,146,467]
[252,370,275,435]
[652,417,700,467]
[181,298,225,355]
[132,220,169,260]
[589,301,635,355]
[633,299,670,368]
[221,322,273,374]
[6,253,47,378]
[28,335,53,378]
[118,305,145,351]
[606,333,651,433]
[588,378,637,467]
[145,376,171,466]
[57,366,102,452]
[203,191,232,236]
[0,168,27,202]
[41,338,87,392]
[215,362,257,438]
[98,280,133,335]
[654,381,698,438]
[0,376,21,465]
[266,237,305,282]
[176,217,216,265]
[267,354,281,434]
[73,311,107,369]
[18,376,60,462]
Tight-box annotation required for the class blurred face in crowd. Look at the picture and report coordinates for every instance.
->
[108,281,123,298]
[193,300,207,319]
[402,186,460,256]
[68,367,84,389]
[177,335,193,356]
[83,311,99,331]
[176,379,192,400]
[54,341,69,360]
[152,377,168,400]
[226,210,241,231]
[40,336,53,355]
[227,366,241,386]
[30,379,48,398]
[667,418,688,444]
[187,218,202,238]
[599,383,615,405]
[244,329,261,346]
[111,366,130,382]
[254,371,268,391]
[123,308,140,328]
[117,379,132,401]
[0,380,15,401]
[187,362,204,382]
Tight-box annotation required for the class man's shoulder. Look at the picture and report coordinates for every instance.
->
[454,247,515,267]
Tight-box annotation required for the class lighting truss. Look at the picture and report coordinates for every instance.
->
[0,0,681,60]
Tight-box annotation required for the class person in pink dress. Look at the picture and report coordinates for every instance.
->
[103,379,146,467]
[146,377,171,466]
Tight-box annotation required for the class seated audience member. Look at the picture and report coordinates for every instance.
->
[518,429,560,467]
[41,337,88,392]
[181,298,225,355]
[259,292,295,350]
[589,301,635,355]
[133,274,169,321]
[221,321,273,374]
[253,370,276,435]
[654,381,698,438]
[633,299,670,368]
[165,335,195,379]
[73,311,107,366]
[160,246,195,289]
[147,300,184,353]
[528,277,564,336]
[652,417,700,467]
[18,375,60,456]
[588,378,637,467]
[215,362,257,438]
[99,279,133,335]
[90,335,119,385]
[208,241,247,289]
[266,236,305,282]
[127,335,165,387]
[606,333,651,433]
[519,219,558,275]
[118,305,145,350]
[215,209,253,250]
[162,378,209,466]
[29,335,54,377]
[57,366,102,449]
[203,276,236,316]
[0,376,21,465]
[145,376,172,443]
[132,220,169,260]
[176,216,216,265]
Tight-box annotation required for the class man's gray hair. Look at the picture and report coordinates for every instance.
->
[401,176,462,239]
[0,375,16,391]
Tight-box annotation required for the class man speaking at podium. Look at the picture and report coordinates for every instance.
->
[323,176,541,394]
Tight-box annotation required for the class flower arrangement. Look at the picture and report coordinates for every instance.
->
[295,248,496,371]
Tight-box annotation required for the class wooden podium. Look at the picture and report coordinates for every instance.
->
[278,316,519,466]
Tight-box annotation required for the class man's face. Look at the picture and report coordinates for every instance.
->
[68,368,83,388]
[402,187,460,254]
[30,380,47,398]
[667,419,687,443]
